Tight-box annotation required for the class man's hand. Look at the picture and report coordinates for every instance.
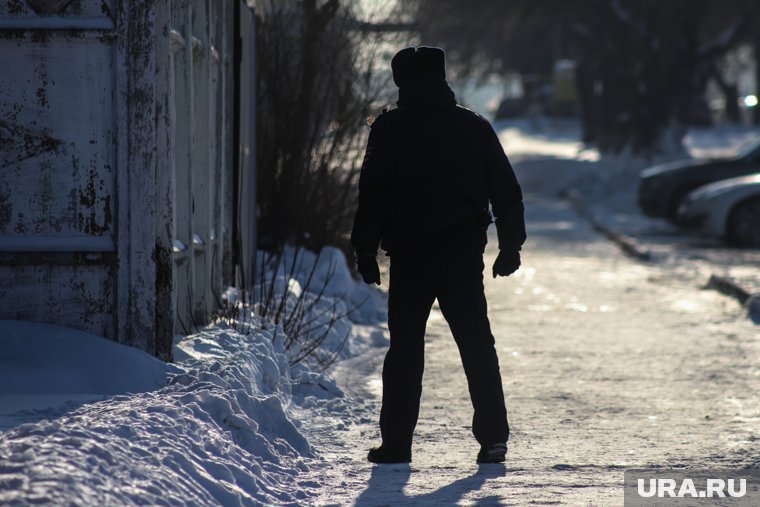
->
[492,250,520,278]
[357,256,381,285]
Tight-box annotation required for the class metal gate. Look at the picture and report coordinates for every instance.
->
[0,0,256,359]
[161,0,236,335]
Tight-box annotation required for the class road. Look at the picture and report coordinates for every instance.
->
[302,191,759,506]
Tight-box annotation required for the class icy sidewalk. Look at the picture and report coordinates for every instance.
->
[300,194,759,506]
[295,121,760,504]
[0,247,388,506]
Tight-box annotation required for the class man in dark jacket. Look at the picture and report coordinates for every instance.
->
[351,46,526,464]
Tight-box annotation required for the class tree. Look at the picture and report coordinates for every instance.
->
[407,0,756,155]
[255,0,393,252]
[575,0,754,153]
[412,0,576,78]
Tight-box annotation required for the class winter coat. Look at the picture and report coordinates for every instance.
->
[351,76,526,256]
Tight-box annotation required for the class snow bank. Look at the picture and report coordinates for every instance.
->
[254,246,385,325]
[0,248,388,506]
[500,118,760,217]
[0,320,173,396]
[0,320,178,431]
[239,246,386,367]
[1,324,312,505]
[684,124,760,159]
[497,118,667,215]
[500,118,760,286]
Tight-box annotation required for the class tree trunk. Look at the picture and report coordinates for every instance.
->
[712,67,741,123]
[575,62,597,145]
[754,28,760,125]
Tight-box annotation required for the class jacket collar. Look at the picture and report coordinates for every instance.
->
[397,75,456,111]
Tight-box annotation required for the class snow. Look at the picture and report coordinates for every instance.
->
[496,119,760,302]
[497,118,760,248]
[0,320,173,396]
[0,320,177,431]
[0,247,388,506]
[253,246,386,327]
[492,118,759,217]
[300,194,759,506]
[2,118,758,506]
[684,124,760,159]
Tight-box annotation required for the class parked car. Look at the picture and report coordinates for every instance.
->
[638,139,760,221]
[677,173,760,246]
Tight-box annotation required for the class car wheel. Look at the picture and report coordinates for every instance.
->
[726,197,760,247]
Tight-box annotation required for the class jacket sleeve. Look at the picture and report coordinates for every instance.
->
[351,116,394,257]
[485,123,526,250]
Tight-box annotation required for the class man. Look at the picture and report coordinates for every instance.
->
[351,46,526,464]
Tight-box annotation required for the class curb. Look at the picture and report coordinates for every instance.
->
[562,190,653,262]
[563,190,758,323]
[706,275,760,324]
[588,218,653,262]
[706,275,751,304]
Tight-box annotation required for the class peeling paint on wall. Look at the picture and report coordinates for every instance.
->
[0,183,13,231]
[0,4,121,344]
[77,168,112,235]
[0,120,62,169]
[1,0,243,360]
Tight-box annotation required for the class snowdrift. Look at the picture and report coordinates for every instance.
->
[0,320,173,396]
[0,247,387,506]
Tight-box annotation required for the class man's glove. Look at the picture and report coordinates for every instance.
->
[356,255,380,285]
[493,250,520,278]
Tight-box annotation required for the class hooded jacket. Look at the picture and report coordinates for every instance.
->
[351,56,526,256]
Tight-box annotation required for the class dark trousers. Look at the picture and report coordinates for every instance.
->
[380,229,510,450]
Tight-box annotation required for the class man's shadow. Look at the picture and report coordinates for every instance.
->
[354,463,507,506]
